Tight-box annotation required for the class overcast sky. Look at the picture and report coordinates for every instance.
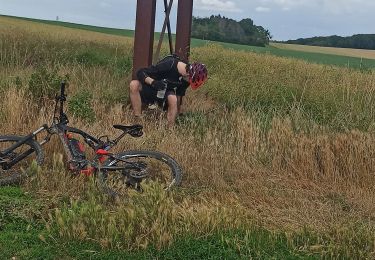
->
[0,0,374,40]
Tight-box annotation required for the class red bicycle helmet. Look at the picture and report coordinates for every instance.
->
[189,62,208,90]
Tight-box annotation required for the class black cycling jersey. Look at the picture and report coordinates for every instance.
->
[136,55,190,97]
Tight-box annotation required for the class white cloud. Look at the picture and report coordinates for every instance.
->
[194,0,242,12]
[255,6,271,12]
[100,2,111,8]
[260,0,310,9]
[257,0,375,14]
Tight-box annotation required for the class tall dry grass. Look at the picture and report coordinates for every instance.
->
[197,44,375,131]
[1,16,375,256]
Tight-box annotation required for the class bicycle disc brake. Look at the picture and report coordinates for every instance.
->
[124,161,148,179]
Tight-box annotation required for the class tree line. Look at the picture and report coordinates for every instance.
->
[191,15,271,47]
[285,34,375,50]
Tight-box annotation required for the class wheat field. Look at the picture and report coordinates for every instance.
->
[272,42,375,60]
[1,16,375,257]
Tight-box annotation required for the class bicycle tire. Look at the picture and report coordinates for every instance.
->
[98,150,182,197]
[0,135,44,186]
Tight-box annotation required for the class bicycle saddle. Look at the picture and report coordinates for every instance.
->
[113,124,143,137]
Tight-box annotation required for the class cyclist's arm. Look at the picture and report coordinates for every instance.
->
[136,59,175,85]
[144,76,155,85]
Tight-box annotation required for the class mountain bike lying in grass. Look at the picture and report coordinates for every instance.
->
[0,81,182,195]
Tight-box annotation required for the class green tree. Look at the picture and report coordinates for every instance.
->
[192,15,271,47]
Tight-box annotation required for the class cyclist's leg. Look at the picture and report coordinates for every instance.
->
[129,80,143,116]
[166,93,178,126]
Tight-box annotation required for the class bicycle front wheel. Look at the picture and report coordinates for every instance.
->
[98,150,183,196]
[0,135,44,186]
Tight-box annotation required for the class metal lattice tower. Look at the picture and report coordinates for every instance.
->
[132,0,193,79]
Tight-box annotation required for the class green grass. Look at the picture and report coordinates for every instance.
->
[0,186,322,259]
[2,14,374,70]
[2,186,372,259]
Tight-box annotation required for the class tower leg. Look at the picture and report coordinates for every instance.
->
[175,0,194,62]
[132,0,157,79]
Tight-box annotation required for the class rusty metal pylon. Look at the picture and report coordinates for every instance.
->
[132,0,193,79]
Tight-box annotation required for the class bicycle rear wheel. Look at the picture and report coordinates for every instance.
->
[0,135,44,186]
[98,150,182,197]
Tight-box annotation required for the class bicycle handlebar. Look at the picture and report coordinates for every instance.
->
[52,81,68,124]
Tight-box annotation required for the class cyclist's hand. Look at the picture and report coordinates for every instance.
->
[151,80,167,91]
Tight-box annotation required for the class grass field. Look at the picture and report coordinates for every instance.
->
[271,42,375,60]
[3,14,375,70]
[0,186,320,259]
[1,15,375,258]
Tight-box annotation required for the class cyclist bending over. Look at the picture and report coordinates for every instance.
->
[129,54,208,126]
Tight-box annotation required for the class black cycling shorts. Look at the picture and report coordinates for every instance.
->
[140,84,175,109]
